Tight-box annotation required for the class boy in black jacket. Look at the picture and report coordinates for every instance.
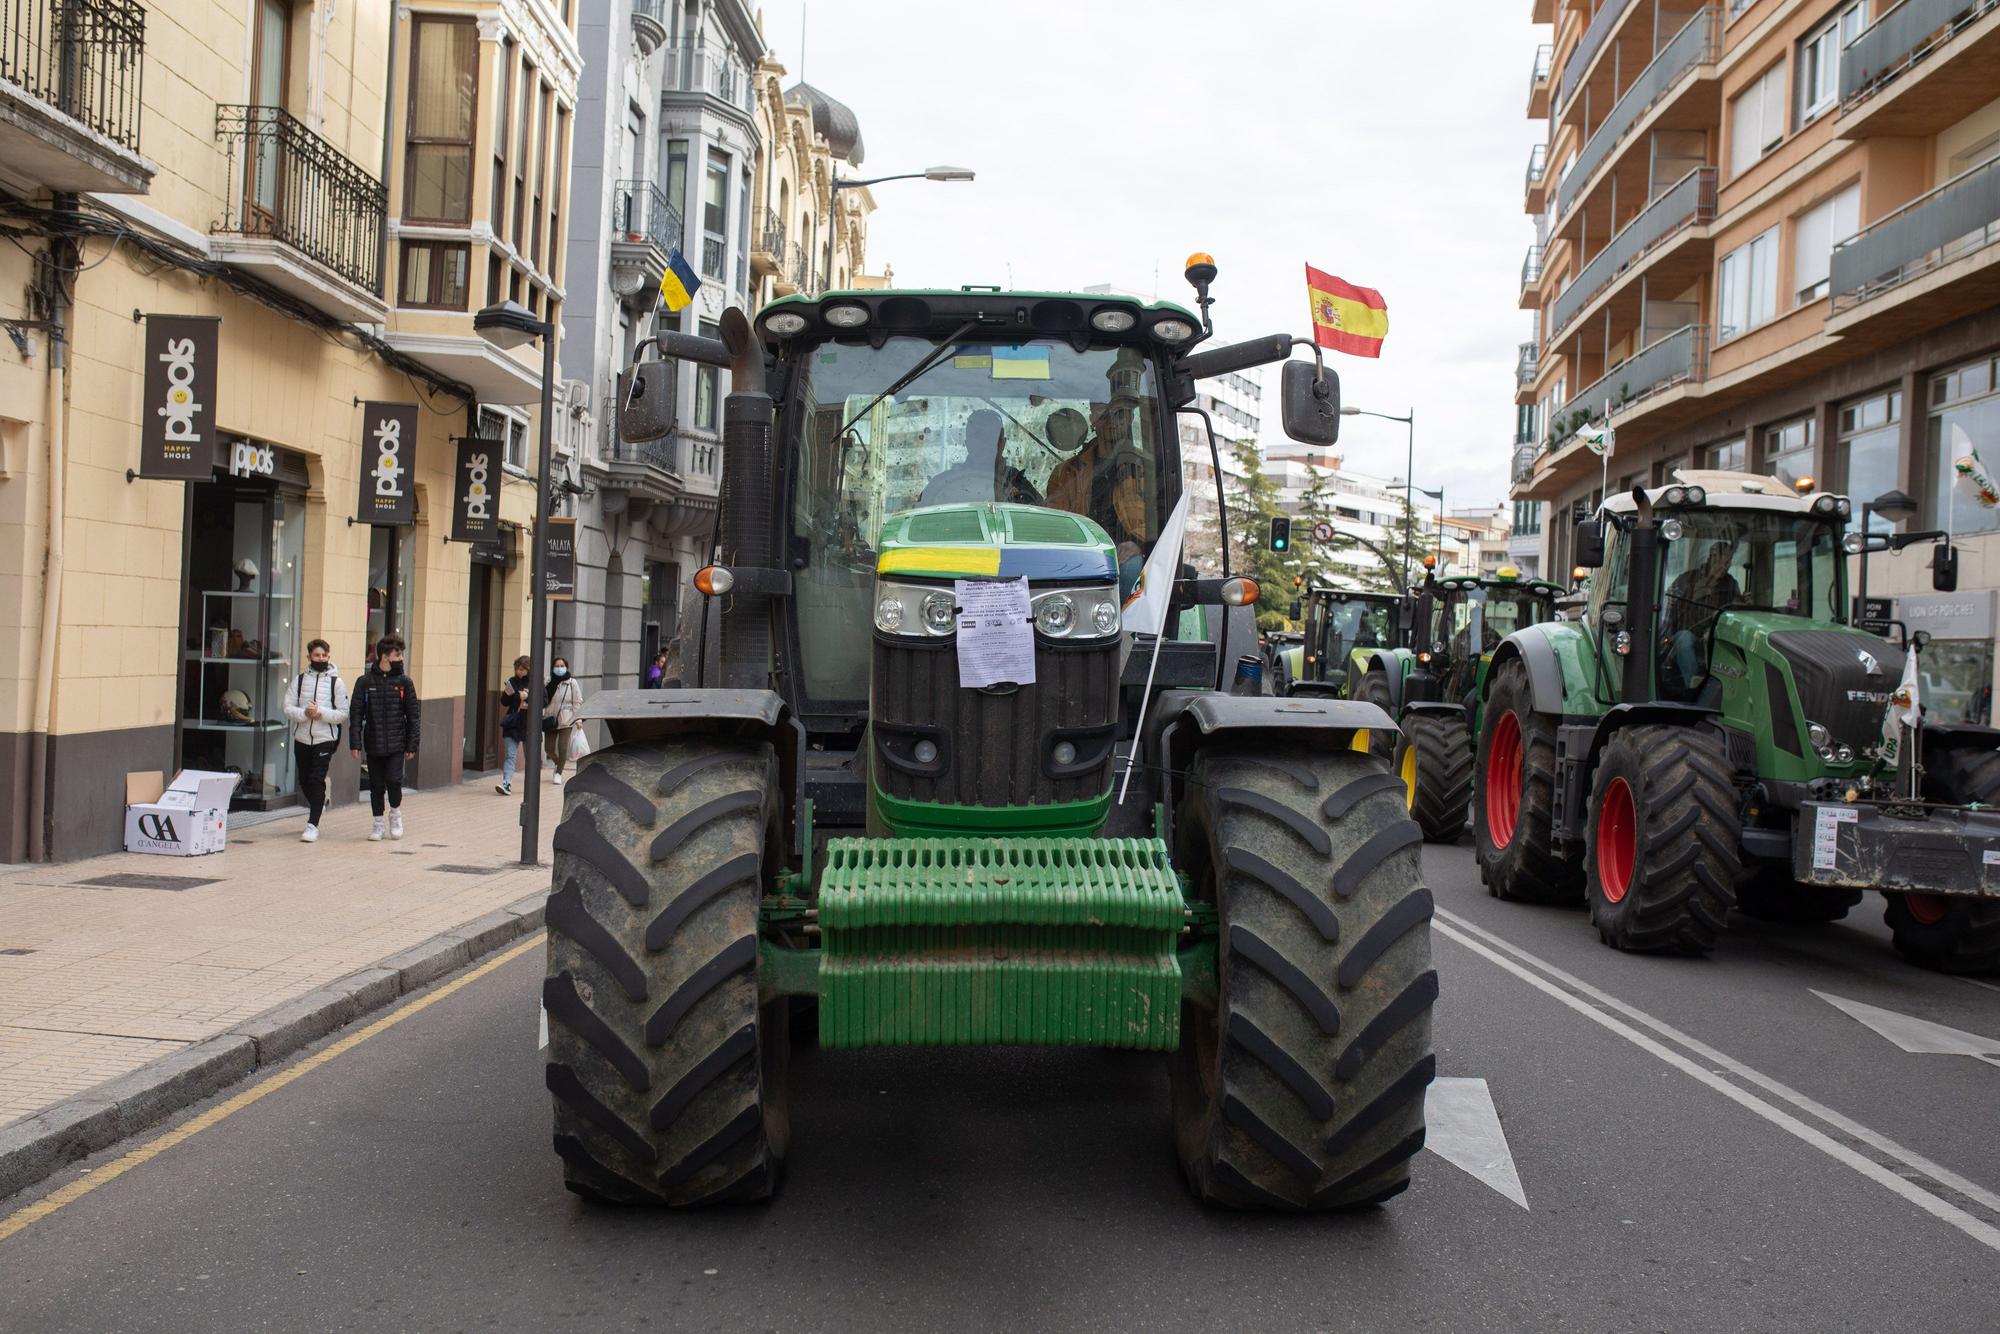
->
[350,635,421,841]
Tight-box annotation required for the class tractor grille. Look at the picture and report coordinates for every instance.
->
[1768,630,1904,755]
[871,632,1119,808]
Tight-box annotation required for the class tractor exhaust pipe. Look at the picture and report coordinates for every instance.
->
[1622,487,1659,704]
[717,308,773,691]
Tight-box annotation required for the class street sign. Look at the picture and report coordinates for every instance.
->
[544,516,577,601]
[1311,520,1336,543]
[451,437,501,543]
[138,314,220,480]
[1851,595,1892,631]
[358,402,419,526]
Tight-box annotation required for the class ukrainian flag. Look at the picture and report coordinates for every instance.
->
[660,249,701,312]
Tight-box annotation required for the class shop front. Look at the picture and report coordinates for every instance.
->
[1895,589,1995,726]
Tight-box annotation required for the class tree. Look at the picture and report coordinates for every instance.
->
[1223,437,1295,620]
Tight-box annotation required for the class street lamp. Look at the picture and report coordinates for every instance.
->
[823,165,974,291]
[1342,405,1415,579]
[1854,487,1917,628]
[474,298,557,866]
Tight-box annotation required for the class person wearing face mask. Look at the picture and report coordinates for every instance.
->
[283,638,349,843]
[543,656,585,785]
[496,654,533,795]
[350,634,421,840]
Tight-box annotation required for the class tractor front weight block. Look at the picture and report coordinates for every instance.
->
[1791,799,2000,897]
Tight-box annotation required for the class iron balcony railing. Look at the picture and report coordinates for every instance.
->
[1548,166,1717,338]
[600,404,681,473]
[1525,143,1548,196]
[630,0,663,24]
[1557,6,1718,219]
[1531,42,1552,86]
[1840,0,1998,105]
[1517,341,1540,386]
[1557,0,1637,111]
[789,242,813,294]
[1546,324,1706,454]
[699,234,725,278]
[758,206,784,256]
[1830,154,2000,312]
[1522,244,1544,290]
[611,178,680,251]
[1512,445,1539,485]
[662,44,754,113]
[213,104,387,295]
[1,0,145,151]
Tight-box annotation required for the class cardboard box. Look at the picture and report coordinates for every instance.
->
[124,769,239,856]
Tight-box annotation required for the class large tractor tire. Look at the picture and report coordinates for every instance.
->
[1584,725,1739,955]
[544,737,790,1205]
[1888,743,2000,975]
[1357,670,1397,766]
[1734,873,1862,924]
[1474,658,1582,904]
[1399,713,1473,844]
[1171,744,1437,1210]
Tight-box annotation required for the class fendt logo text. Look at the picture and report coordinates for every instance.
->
[157,338,203,442]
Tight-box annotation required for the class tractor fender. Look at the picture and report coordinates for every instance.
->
[1576,702,1722,783]
[1355,648,1408,710]
[1486,625,1569,714]
[580,687,807,858]
[1402,700,1468,722]
[1151,690,1392,811]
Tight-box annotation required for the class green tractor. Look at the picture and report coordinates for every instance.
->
[1473,471,2000,972]
[544,265,1438,1209]
[1393,568,1564,843]
[1274,587,1406,701]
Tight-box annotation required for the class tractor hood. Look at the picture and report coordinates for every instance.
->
[875,503,1118,583]
[1720,612,1904,761]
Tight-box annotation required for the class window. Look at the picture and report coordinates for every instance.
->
[491,38,512,233]
[1728,63,1786,178]
[1703,437,1747,471]
[1836,389,1901,531]
[1796,4,1866,127]
[549,106,569,269]
[1717,227,1778,342]
[1927,356,2000,536]
[1763,417,1815,489]
[531,82,550,266]
[701,150,729,277]
[482,406,530,473]
[405,18,477,222]
[694,317,721,430]
[1793,183,1860,303]
[512,62,534,245]
[664,139,689,223]
[400,241,469,308]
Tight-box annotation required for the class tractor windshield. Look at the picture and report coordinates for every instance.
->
[1313,596,1396,661]
[1448,586,1552,658]
[787,335,1166,705]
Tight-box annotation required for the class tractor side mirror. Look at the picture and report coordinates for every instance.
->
[1280,360,1340,446]
[617,363,676,443]
[1573,517,1606,568]
[1933,543,1959,592]
[1289,599,1302,620]
[1396,601,1416,634]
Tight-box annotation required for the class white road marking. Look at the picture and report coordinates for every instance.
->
[1814,991,2000,1067]
[1424,1077,1527,1209]
[538,1003,548,1051]
[1960,977,2000,996]
[1433,909,2000,1255]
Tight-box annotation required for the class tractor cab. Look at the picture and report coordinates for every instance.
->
[1408,566,1561,710]
[1288,587,1403,694]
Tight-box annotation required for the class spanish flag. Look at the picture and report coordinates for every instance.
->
[659,248,701,312]
[1306,265,1389,358]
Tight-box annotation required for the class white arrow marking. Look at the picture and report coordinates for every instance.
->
[538,1003,548,1051]
[1814,991,2000,1067]
[1424,1077,1528,1209]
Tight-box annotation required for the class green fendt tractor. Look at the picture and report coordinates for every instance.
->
[1394,568,1563,843]
[1275,588,1406,701]
[1473,470,2000,972]
[544,262,1438,1210]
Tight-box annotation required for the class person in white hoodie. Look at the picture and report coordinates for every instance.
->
[283,638,349,843]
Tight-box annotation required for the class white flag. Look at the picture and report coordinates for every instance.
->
[1578,421,1612,456]
[1880,648,1920,763]
[1122,494,1192,637]
[1949,425,1997,511]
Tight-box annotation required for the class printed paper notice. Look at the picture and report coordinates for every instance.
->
[955,577,1036,688]
[1812,805,1857,871]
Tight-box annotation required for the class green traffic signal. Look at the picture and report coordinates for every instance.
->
[1270,516,1291,552]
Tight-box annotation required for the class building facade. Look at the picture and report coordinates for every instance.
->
[1514,0,2000,723]
[0,0,580,861]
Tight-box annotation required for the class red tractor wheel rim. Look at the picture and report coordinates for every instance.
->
[1487,711,1524,849]
[1596,777,1637,905]
[1905,893,1951,926]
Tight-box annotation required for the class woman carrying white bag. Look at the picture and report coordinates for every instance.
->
[542,656,586,785]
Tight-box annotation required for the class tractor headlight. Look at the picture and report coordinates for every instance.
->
[1035,593,1078,637]
[1812,495,1839,517]
[1842,531,1866,554]
[1092,599,1120,635]
[1835,744,1855,764]
[1684,486,1706,505]
[1151,317,1196,342]
[1663,486,1688,506]
[875,580,960,637]
[763,310,809,336]
[1660,518,1685,541]
[1032,585,1121,640]
[875,595,906,633]
[1836,497,1852,517]
[1808,721,1833,758]
[921,591,958,635]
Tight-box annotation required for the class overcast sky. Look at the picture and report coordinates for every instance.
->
[753,1,1545,508]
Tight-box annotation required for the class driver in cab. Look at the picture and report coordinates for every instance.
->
[918,409,1041,506]
[1662,539,1740,691]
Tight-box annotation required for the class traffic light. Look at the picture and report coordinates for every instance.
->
[1269,516,1291,552]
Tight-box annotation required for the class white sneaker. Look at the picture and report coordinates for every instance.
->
[388,809,404,840]
[369,818,385,842]
[301,824,319,843]
[550,771,563,785]
[495,781,511,795]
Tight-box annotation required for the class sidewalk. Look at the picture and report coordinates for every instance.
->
[0,775,556,1133]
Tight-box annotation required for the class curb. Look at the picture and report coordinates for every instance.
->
[0,890,547,1203]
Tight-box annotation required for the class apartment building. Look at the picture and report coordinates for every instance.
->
[0,0,580,860]
[1514,0,2000,723]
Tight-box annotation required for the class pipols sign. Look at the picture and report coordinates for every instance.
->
[138,315,220,480]
[451,438,500,542]
[359,402,419,525]
[544,516,577,602]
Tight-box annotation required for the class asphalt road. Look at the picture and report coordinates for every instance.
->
[6,842,2000,1332]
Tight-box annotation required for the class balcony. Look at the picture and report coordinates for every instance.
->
[1547,166,1716,340]
[588,392,686,513]
[699,234,725,280]
[1838,0,2000,139]
[789,242,815,296]
[1527,43,1553,117]
[751,207,783,279]
[630,0,665,56]
[1556,7,1718,223]
[1512,445,1539,486]
[1556,0,1636,113]
[1521,324,1707,498]
[662,44,755,116]
[1524,143,1550,212]
[1519,244,1545,307]
[211,104,386,321]
[1828,154,2000,338]
[1516,340,1540,386]
[0,0,149,194]
[608,179,680,306]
